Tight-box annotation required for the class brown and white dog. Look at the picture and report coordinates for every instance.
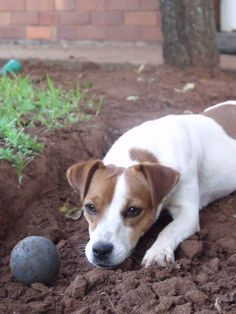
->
[67,101,236,268]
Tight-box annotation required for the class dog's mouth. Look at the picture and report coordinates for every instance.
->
[95,262,115,269]
[92,259,117,269]
[91,254,128,269]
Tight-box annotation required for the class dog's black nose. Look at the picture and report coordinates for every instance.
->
[92,241,113,260]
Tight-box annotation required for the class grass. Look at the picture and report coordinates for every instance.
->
[0,74,103,182]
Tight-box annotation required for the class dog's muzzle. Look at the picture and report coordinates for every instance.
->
[92,241,114,267]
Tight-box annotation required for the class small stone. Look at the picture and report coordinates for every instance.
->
[126,95,139,102]
[137,77,145,82]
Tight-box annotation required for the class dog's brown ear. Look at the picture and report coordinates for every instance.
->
[66,160,104,200]
[134,163,180,207]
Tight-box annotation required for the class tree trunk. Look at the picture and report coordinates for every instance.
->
[160,0,219,68]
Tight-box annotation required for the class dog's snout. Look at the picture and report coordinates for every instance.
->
[92,241,113,260]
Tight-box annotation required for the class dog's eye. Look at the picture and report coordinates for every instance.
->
[84,203,97,215]
[124,207,143,218]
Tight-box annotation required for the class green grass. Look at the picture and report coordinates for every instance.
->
[0,75,103,183]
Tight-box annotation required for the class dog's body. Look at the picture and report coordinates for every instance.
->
[67,101,236,268]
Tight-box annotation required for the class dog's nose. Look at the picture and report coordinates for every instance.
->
[92,241,113,260]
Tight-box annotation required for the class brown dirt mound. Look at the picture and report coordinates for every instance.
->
[0,61,236,313]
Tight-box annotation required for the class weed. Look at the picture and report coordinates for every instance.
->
[0,74,104,182]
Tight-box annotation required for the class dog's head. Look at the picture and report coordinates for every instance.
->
[66,160,179,268]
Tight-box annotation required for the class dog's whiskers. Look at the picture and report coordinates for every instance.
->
[75,241,87,257]
[78,244,87,249]
[80,250,86,257]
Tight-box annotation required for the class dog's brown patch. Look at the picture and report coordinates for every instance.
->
[123,163,179,245]
[66,160,104,200]
[202,104,236,139]
[84,164,123,231]
[129,148,159,163]
[123,166,156,244]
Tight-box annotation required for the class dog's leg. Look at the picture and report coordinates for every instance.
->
[142,181,200,267]
[142,204,200,267]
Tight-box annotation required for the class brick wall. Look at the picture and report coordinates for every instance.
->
[0,0,161,43]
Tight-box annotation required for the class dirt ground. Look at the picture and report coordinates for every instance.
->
[0,61,236,314]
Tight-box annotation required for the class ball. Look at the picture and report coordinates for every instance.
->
[10,236,60,286]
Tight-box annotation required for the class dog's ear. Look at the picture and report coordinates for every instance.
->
[134,163,180,207]
[66,160,104,200]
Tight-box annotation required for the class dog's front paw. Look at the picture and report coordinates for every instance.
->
[141,246,175,268]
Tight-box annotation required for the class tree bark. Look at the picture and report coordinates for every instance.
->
[160,0,219,68]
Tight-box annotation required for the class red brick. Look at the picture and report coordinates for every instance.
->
[58,26,77,39]
[26,0,54,11]
[0,12,10,24]
[26,26,54,40]
[0,26,25,39]
[55,0,76,11]
[39,12,59,25]
[91,11,123,25]
[0,0,24,11]
[107,26,140,41]
[125,11,158,26]
[140,26,162,42]
[77,25,106,40]
[11,12,38,25]
[59,12,90,25]
[107,0,140,10]
[76,0,106,11]
[140,0,159,10]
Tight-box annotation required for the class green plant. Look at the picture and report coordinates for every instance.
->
[0,75,104,182]
[0,119,44,183]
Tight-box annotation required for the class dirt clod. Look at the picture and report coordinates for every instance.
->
[64,275,87,299]
[184,289,208,305]
[179,240,203,259]
[172,302,192,314]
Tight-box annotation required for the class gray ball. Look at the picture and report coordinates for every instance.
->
[10,236,60,286]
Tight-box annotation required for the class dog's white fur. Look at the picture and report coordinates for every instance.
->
[68,101,236,268]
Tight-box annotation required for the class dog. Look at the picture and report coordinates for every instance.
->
[66,101,236,268]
